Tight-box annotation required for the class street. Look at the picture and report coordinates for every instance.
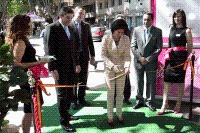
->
[30,38,103,62]
[29,37,106,89]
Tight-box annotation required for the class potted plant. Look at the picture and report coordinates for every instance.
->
[0,42,30,131]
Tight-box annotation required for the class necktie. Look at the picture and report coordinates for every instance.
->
[64,26,70,39]
[145,28,149,43]
[76,23,81,40]
[76,22,82,50]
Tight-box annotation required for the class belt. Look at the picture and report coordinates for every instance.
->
[164,46,186,60]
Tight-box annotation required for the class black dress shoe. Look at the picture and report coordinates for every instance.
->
[124,99,132,105]
[85,86,90,90]
[145,103,156,111]
[79,100,91,106]
[133,103,144,109]
[61,124,76,132]
[70,116,79,120]
[71,102,79,110]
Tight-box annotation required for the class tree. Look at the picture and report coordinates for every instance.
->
[0,0,64,25]
[37,0,63,21]
[6,0,30,17]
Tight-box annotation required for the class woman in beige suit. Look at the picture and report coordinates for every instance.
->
[101,19,131,126]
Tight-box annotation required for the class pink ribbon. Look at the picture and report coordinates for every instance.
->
[164,46,187,60]
[30,64,49,79]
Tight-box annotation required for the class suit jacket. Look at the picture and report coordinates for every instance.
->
[101,33,131,73]
[131,25,163,70]
[70,20,95,61]
[46,21,80,73]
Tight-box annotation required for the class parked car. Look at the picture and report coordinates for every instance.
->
[104,29,111,35]
[91,27,105,41]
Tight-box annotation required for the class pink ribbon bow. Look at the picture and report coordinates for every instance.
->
[30,64,49,79]
[164,46,186,60]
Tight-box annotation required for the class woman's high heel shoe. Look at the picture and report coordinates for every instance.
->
[173,109,180,114]
[157,111,165,115]
[108,119,114,127]
[157,104,169,115]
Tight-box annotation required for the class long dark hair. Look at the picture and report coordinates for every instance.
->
[5,15,31,49]
[172,9,187,28]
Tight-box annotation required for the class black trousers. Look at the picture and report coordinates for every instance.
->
[73,52,89,102]
[56,69,75,125]
[123,74,131,100]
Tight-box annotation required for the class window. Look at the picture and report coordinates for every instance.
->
[74,0,80,2]
[119,0,122,5]
[105,0,108,8]
[111,0,115,6]
[125,0,131,3]
[99,3,103,9]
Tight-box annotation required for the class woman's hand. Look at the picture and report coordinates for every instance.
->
[38,58,51,64]
[124,67,130,74]
[112,65,122,73]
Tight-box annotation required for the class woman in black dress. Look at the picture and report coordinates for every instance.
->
[158,9,193,115]
[5,15,50,132]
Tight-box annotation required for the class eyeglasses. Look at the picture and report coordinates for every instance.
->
[66,16,73,20]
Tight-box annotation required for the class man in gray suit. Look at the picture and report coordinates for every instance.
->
[131,13,163,111]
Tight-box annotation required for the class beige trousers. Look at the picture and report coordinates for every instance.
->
[105,71,125,119]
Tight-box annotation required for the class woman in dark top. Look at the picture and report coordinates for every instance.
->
[158,9,193,115]
[5,15,50,133]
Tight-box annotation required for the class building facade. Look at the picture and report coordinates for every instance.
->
[73,0,96,24]
[73,0,151,30]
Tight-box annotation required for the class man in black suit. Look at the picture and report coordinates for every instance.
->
[46,6,81,132]
[70,6,95,109]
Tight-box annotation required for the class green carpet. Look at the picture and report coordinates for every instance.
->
[41,90,200,133]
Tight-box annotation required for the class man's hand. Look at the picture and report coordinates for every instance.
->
[142,59,148,65]
[90,57,95,65]
[51,70,59,80]
[76,65,81,73]
[139,57,149,65]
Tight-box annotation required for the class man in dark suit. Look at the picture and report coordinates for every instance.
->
[70,6,95,109]
[131,13,163,111]
[46,6,81,132]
